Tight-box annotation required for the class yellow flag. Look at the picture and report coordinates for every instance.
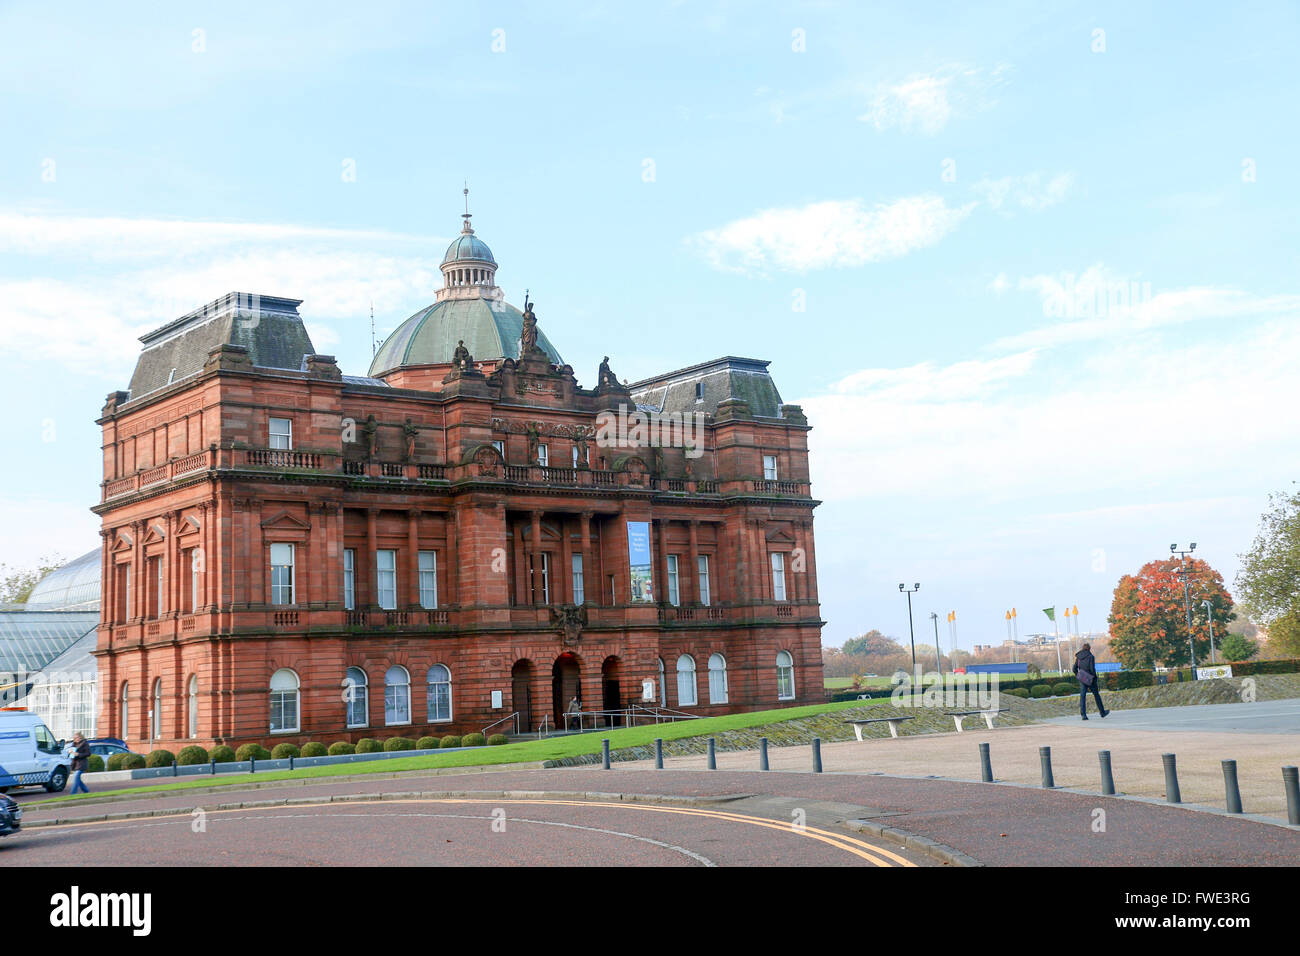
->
[1005,610,1011,620]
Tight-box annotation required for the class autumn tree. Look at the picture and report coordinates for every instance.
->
[1236,489,1300,657]
[1107,557,1235,669]
[841,630,904,658]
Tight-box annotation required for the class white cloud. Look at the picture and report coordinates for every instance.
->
[859,64,1010,135]
[687,195,973,275]
[0,212,442,373]
[972,172,1074,213]
[831,350,1039,403]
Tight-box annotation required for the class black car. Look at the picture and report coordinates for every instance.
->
[0,793,21,837]
[85,738,132,759]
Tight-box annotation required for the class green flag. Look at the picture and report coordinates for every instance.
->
[1042,607,1056,622]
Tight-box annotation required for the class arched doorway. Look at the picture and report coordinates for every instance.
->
[511,659,534,733]
[552,653,581,731]
[601,656,622,727]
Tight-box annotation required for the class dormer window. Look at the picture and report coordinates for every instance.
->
[270,417,293,450]
[695,382,704,403]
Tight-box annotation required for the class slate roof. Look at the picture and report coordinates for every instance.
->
[630,356,785,419]
[127,293,316,401]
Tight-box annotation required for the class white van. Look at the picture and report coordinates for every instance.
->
[0,708,71,793]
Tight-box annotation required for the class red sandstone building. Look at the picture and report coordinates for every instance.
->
[92,209,825,750]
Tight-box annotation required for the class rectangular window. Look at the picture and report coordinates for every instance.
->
[189,549,200,612]
[492,440,505,460]
[571,445,580,467]
[269,417,293,450]
[763,455,778,480]
[667,555,680,607]
[529,552,550,605]
[270,543,295,605]
[697,554,711,607]
[770,552,787,602]
[153,556,164,618]
[695,382,705,403]
[571,553,585,605]
[120,565,130,621]
[343,548,355,610]
[377,550,396,610]
[419,551,438,609]
[537,443,548,467]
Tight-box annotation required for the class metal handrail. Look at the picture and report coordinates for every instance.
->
[536,714,552,739]
[481,711,520,739]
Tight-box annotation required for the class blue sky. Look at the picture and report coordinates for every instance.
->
[2,1,1298,648]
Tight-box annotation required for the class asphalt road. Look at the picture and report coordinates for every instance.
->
[1042,699,1300,733]
[7,765,1299,866]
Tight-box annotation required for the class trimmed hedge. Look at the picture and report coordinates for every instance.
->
[355,738,381,754]
[209,745,236,764]
[461,732,486,748]
[301,742,328,758]
[1029,685,1053,699]
[86,754,105,773]
[1003,687,1030,698]
[1052,682,1077,697]
[121,753,146,770]
[383,737,415,752]
[235,743,272,762]
[177,745,209,766]
[1230,658,1300,676]
[439,735,462,748]
[487,734,508,746]
[327,741,356,756]
[106,753,127,772]
[417,736,440,750]
[271,743,300,760]
[145,749,175,769]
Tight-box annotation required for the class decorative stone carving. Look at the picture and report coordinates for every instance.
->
[402,418,418,461]
[362,415,379,459]
[550,604,588,646]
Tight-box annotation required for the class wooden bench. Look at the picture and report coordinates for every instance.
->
[844,716,915,740]
[943,709,1008,733]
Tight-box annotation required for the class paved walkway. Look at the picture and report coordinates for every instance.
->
[626,722,1300,820]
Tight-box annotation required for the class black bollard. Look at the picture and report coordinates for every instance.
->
[209,758,216,776]
[1039,746,1055,788]
[759,737,769,771]
[812,737,822,773]
[979,742,993,783]
[1162,753,1181,803]
[1222,759,1243,814]
[654,738,663,770]
[289,756,295,772]
[602,738,611,770]
[707,737,716,770]
[1099,750,1115,795]
[172,759,178,777]
[1283,766,1300,825]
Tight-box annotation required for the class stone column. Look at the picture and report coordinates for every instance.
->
[366,508,378,608]
[407,509,421,607]
[559,514,572,605]
[579,511,592,606]
[100,529,112,628]
[251,506,266,607]
[132,520,145,620]
[687,520,700,605]
[166,511,180,616]
[446,509,459,606]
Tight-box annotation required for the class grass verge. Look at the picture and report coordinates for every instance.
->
[32,697,885,806]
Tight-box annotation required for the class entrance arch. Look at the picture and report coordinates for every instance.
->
[601,656,623,727]
[511,659,534,733]
[552,652,581,730]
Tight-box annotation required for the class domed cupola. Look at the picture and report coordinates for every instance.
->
[437,188,499,302]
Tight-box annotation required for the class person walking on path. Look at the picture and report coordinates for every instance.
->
[1072,644,1108,720]
[68,732,91,794]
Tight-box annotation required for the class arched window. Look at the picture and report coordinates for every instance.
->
[344,667,369,728]
[187,675,198,739]
[777,651,796,701]
[269,668,300,733]
[657,658,666,707]
[708,653,729,704]
[151,678,162,740]
[676,655,697,708]
[385,665,411,725]
[427,664,452,722]
[120,681,129,740]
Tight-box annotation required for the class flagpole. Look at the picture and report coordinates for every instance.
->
[1054,607,1062,673]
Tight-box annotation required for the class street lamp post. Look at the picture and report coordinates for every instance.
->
[929,612,943,675]
[1202,599,1217,665]
[1171,543,1198,675]
[899,583,920,676]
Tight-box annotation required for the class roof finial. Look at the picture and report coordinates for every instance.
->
[461,181,473,233]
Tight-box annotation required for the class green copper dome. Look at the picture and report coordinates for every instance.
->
[442,232,495,265]
[369,297,563,376]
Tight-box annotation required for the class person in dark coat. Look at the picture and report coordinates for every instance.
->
[68,732,91,794]
[1072,644,1108,720]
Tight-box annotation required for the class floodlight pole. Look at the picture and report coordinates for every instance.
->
[930,612,943,675]
[1172,544,1198,675]
[899,583,920,675]
[1202,599,1217,665]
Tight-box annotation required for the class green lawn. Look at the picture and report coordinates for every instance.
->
[33,697,885,806]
